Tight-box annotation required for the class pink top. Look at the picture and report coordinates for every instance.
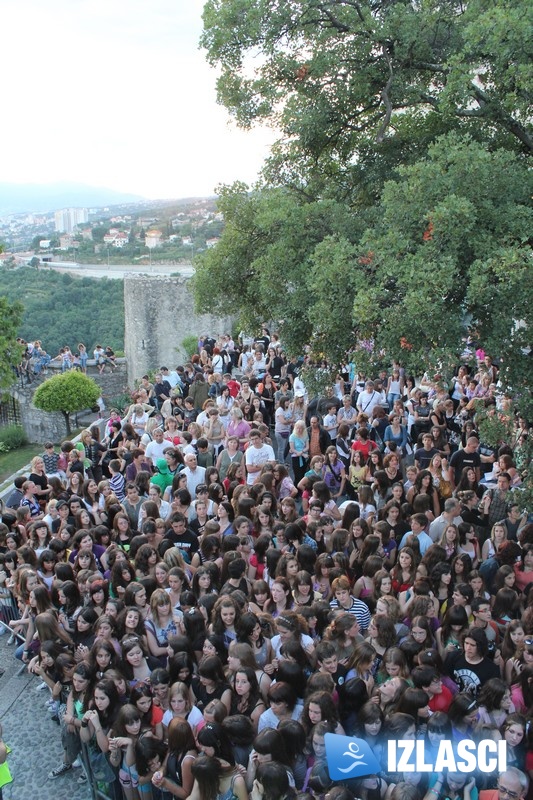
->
[511,683,526,714]
[514,563,533,592]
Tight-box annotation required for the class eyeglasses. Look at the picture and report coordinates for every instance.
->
[498,786,520,799]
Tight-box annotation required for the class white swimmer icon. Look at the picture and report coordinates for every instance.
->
[337,741,368,774]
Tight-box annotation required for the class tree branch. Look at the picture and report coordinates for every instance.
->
[470,84,533,153]
[336,0,366,24]
[315,3,351,32]
[376,47,394,142]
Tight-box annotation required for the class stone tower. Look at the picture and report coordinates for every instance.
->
[124,274,234,385]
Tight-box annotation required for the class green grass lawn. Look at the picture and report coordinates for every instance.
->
[0,428,86,489]
[0,444,43,487]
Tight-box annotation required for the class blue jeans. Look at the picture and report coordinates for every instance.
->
[387,392,401,410]
[275,432,289,463]
[15,642,25,661]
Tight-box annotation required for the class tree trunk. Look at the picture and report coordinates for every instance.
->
[62,410,72,435]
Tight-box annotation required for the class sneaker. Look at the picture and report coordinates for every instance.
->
[7,634,15,645]
[72,758,82,768]
[48,763,72,779]
[77,774,88,784]
[36,681,48,691]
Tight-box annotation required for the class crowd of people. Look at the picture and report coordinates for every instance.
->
[14,338,117,383]
[0,327,531,800]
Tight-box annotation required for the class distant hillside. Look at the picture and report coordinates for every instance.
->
[0,182,145,214]
[0,266,124,356]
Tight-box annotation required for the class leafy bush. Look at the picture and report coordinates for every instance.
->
[181,335,199,358]
[108,393,133,414]
[0,425,28,451]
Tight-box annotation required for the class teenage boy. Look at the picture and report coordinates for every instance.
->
[329,576,371,633]
[411,665,453,713]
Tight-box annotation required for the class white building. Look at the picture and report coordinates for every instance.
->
[145,230,162,249]
[54,207,89,233]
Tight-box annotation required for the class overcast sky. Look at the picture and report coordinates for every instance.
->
[2,0,274,198]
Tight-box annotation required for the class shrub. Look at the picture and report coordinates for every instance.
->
[108,393,133,415]
[181,335,199,359]
[0,425,28,451]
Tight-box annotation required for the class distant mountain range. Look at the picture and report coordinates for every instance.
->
[0,182,145,214]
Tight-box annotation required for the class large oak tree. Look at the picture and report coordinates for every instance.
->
[195,0,532,407]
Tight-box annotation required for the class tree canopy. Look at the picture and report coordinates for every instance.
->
[201,0,532,169]
[0,267,124,356]
[195,0,533,408]
[0,296,23,390]
[33,371,101,434]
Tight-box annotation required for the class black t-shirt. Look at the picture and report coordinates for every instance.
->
[384,520,410,546]
[154,380,171,400]
[268,356,285,379]
[164,529,199,559]
[450,449,481,474]
[443,651,500,695]
[286,362,300,383]
[29,472,48,492]
[191,677,230,711]
[414,446,439,469]
[220,577,250,597]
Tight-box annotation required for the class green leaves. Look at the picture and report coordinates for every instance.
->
[351,132,533,382]
[193,184,362,355]
[33,371,101,415]
[198,1,532,413]
[0,296,23,390]
[0,267,124,357]
[201,0,533,175]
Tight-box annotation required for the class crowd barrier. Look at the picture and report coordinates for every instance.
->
[0,598,24,645]
[80,740,172,800]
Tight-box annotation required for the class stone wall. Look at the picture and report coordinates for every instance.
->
[7,362,128,443]
[124,275,234,385]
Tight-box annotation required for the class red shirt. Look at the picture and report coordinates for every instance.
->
[226,379,241,398]
[351,440,378,460]
[428,684,453,713]
[150,705,164,732]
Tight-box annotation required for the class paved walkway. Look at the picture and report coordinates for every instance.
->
[0,635,90,800]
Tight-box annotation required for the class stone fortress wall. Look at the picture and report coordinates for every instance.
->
[124,274,234,385]
[8,363,128,444]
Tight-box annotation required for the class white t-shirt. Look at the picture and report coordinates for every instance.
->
[245,443,275,484]
[357,390,381,418]
[162,705,203,730]
[145,440,168,464]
